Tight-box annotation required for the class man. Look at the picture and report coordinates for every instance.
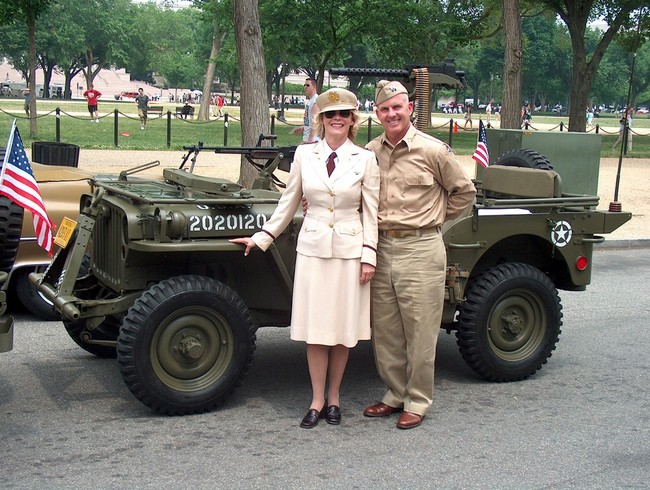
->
[291,77,320,143]
[134,88,150,130]
[83,84,102,122]
[363,81,476,429]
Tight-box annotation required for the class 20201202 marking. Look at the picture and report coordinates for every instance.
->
[188,213,267,232]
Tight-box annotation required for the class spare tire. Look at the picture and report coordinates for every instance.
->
[495,149,554,170]
[0,147,24,274]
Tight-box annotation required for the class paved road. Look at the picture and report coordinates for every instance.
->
[1,248,649,489]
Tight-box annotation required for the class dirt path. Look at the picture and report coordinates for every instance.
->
[73,148,648,241]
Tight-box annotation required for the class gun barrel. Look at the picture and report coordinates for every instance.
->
[330,68,410,78]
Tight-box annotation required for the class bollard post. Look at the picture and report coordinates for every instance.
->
[270,114,275,135]
[560,121,564,132]
[167,111,172,148]
[367,117,372,143]
[448,119,453,146]
[224,113,229,146]
[595,124,599,134]
[55,107,61,142]
[114,109,119,147]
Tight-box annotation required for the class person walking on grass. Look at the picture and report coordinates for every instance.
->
[83,84,102,122]
[134,88,150,130]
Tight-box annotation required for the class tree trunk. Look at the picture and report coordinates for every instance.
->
[198,23,227,121]
[232,0,270,188]
[500,0,523,130]
[28,17,37,137]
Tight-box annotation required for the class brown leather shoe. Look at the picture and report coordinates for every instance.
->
[363,402,403,418]
[396,411,424,429]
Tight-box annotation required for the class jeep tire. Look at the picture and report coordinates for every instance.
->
[495,148,554,170]
[0,148,24,274]
[456,262,562,381]
[117,275,256,415]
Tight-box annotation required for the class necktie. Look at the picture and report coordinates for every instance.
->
[327,152,336,177]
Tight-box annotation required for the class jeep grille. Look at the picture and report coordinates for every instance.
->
[92,203,123,289]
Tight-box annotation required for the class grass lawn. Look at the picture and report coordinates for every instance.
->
[1,98,648,157]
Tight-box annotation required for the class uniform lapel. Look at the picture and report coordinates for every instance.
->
[310,141,333,190]
[330,143,362,184]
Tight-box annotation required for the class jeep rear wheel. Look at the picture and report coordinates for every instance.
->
[456,262,562,381]
[0,163,23,273]
[14,266,60,321]
[495,149,553,170]
[117,275,256,415]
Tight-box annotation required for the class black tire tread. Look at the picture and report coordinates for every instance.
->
[456,262,562,381]
[117,275,256,415]
[495,148,554,170]
[0,146,24,274]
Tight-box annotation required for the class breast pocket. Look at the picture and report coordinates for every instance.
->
[404,173,435,212]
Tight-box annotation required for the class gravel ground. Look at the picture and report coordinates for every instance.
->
[73,148,648,241]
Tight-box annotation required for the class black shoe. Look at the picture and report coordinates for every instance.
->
[300,406,326,429]
[325,405,341,425]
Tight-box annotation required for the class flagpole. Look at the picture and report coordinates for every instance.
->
[0,119,18,182]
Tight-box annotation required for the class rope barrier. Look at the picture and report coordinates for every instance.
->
[0,107,56,119]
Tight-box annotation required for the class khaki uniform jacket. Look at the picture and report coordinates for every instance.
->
[252,140,380,265]
[366,125,475,230]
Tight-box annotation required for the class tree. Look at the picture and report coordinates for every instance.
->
[540,1,648,132]
[232,0,269,188]
[501,0,524,129]
[0,0,53,136]
[195,0,231,121]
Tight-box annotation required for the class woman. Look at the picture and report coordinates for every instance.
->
[230,88,379,428]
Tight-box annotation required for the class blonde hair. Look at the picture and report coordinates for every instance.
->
[313,110,361,141]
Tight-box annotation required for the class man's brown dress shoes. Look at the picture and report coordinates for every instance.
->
[363,402,403,417]
[396,411,424,429]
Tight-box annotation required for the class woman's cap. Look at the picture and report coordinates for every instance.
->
[316,88,358,113]
[375,80,408,105]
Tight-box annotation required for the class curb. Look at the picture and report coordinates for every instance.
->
[595,239,650,249]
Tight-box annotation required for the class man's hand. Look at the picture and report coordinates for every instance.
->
[360,263,375,285]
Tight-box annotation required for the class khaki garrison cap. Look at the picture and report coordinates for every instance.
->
[375,80,408,105]
[316,88,358,113]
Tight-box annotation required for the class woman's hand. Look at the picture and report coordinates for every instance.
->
[229,237,257,256]
[360,263,375,285]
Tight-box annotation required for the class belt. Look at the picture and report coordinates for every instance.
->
[379,227,440,238]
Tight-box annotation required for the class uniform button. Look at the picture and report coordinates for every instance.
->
[329,223,334,228]
[328,208,334,212]
[329,192,335,196]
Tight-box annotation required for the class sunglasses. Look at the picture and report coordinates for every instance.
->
[323,110,352,119]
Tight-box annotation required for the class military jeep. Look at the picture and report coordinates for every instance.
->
[30,139,630,414]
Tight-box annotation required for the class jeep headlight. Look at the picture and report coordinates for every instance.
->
[155,207,187,241]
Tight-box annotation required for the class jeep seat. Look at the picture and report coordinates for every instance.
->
[482,166,562,198]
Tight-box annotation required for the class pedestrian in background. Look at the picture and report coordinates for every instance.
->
[83,84,102,122]
[231,88,380,429]
[613,107,633,151]
[134,88,150,130]
[291,78,320,143]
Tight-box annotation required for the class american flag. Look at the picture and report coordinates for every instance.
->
[0,121,54,255]
[472,119,490,168]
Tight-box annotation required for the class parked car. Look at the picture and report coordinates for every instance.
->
[0,149,92,320]
[636,107,648,114]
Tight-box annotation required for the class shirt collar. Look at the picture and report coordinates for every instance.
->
[379,124,417,151]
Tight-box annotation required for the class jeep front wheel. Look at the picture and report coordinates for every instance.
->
[117,275,256,415]
[456,263,562,381]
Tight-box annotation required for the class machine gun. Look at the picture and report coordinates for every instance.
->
[330,60,465,130]
[180,135,296,190]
